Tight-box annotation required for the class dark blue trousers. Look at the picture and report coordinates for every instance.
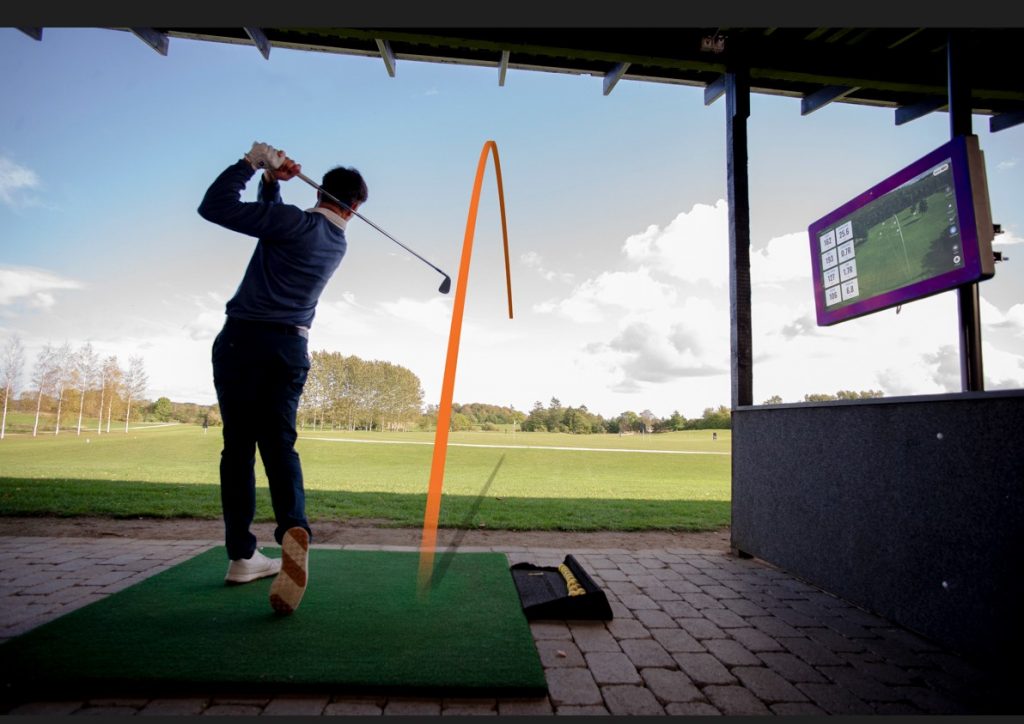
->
[212,322,312,560]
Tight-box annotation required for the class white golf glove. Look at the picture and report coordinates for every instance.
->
[244,141,285,171]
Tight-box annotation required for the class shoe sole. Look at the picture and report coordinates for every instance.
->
[269,527,309,615]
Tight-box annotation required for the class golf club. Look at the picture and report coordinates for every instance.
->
[295,171,452,295]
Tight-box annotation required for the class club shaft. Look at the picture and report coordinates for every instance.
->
[295,172,447,278]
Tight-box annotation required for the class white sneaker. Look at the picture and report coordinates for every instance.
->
[225,549,282,585]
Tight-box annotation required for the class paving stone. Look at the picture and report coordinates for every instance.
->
[555,705,610,715]
[71,705,142,715]
[758,651,827,683]
[781,635,846,666]
[702,685,771,715]
[748,615,803,638]
[621,638,676,668]
[138,698,209,716]
[663,579,702,595]
[819,665,907,702]
[704,638,761,667]
[728,626,785,653]
[701,608,750,629]
[536,639,585,667]
[650,627,704,653]
[680,592,725,610]
[640,668,702,703]
[323,701,386,715]
[598,569,629,582]
[529,621,572,640]
[672,653,736,685]
[382,698,443,715]
[606,617,650,640]
[766,605,823,628]
[569,623,620,653]
[801,625,867,653]
[261,696,329,715]
[676,617,727,640]
[606,580,641,596]
[643,586,681,602]
[796,682,874,714]
[441,698,497,715]
[200,704,263,715]
[875,626,943,652]
[771,702,827,715]
[701,584,743,599]
[608,601,633,619]
[600,685,664,715]
[722,598,768,617]
[851,659,920,686]
[634,609,676,628]
[8,701,84,715]
[586,652,641,685]
[732,666,808,702]
[619,593,660,610]
[659,600,701,618]
[871,701,926,714]
[664,701,721,715]
[545,667,603,706]
[892,686,968,714]
[496,697,553,715]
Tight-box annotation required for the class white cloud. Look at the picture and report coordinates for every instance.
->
[0,266,83,308]
[993,227,1023,246]
[622,199,729,286]
[520,251,574,283]
[0,156,41,207]
[751,231,813,285]
[996,159,1018,171]
[378,296,452,336]
[533,267,678,323]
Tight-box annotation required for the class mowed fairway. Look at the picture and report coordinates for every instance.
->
[0,425,731,531]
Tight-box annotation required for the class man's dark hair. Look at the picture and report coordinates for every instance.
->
[321,166,368,210]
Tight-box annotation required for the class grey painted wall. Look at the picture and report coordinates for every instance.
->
[732,390,1024,666]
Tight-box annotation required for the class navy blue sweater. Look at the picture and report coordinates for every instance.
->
[198,159,348,329]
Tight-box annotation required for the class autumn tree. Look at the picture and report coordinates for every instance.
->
[73,342,100,436]
[122,355,149,432]
[1,334,25,440]
[31,343,58,437]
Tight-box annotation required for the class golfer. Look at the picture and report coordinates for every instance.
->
[198,142,368,614]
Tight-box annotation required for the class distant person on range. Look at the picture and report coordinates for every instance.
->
[198,141,368,615]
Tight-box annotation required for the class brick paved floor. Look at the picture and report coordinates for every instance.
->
[0,536,1015,715]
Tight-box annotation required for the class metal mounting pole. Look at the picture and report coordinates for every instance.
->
[727,66,753,409]
[948,31,984,392]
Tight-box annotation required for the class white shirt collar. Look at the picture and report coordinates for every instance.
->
[306,206,348,230]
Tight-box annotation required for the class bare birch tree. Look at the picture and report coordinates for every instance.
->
[122,355,148,432]
[102,355,122,434]
[1,334,25,440]
[31,343,57,437]
[51,342,73,435]
[74,342,100,436]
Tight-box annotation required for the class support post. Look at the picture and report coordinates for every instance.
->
[726,66,753,409]
[948,31,984,392]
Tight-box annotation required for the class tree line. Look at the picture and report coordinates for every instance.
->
[0,333,888,439]
[0,334,189,439]
[298,351,424,432]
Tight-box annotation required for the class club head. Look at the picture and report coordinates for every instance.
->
[439,276,452,295]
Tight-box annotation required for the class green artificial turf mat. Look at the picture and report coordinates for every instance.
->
[0,547,546,698]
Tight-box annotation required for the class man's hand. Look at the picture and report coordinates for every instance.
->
[266,157,302,182]
[244,141,285,171]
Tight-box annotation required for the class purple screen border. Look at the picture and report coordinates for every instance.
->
[809,135,983,326]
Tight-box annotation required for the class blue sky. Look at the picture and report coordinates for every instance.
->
[1,27,1022,418]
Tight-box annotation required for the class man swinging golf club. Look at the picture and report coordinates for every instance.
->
[198,141,367,615]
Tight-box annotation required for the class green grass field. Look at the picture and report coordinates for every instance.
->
[0,425,731,531]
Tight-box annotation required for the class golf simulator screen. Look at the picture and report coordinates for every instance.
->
[809,134,995,326]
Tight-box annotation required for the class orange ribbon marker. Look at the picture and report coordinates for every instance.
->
[417,140,513,596]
